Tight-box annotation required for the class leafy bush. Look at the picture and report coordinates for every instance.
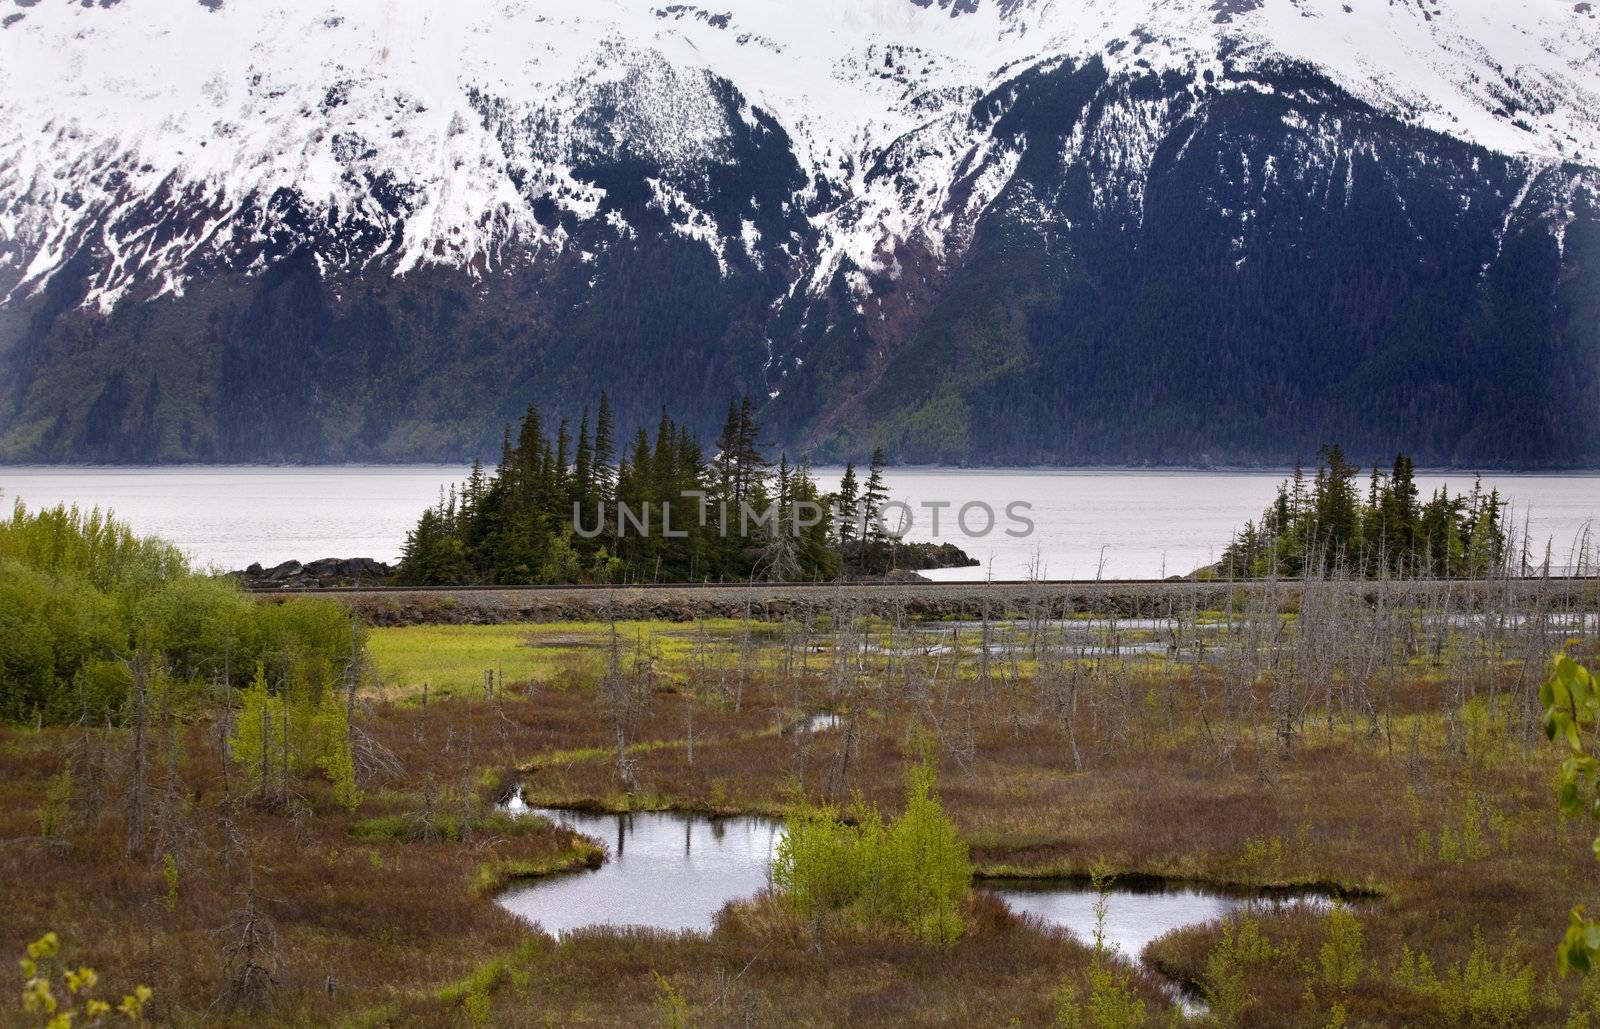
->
[1319,903,1365,992]
[1543,655,1600,972]
[1203,915,1277,1023]
[230,662,362,809]
[0,499,360,725]
[1392,930,1535,1027]
[772,763,970,945]
[1054,962,1149,1029]
[0,560,125,723]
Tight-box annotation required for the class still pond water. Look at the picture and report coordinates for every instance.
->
[496,805,1335,964]
[2,465,1595,579]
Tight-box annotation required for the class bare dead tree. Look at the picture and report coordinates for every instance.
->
[125,650,149,857]
[210,876,280,1017]
[458,700,477,844]
[599,618,640,791]
[416,775,444,842]
[218,630,233,798]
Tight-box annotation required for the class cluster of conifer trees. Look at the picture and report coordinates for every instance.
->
[1219,445,1507,579]
[395,395,892,585]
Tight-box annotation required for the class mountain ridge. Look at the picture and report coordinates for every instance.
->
[1,0,1597,466]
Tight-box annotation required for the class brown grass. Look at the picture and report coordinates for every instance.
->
[3,619,1599,1025]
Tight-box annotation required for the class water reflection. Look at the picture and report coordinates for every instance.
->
[497,805,1344,958]
[984,879,1337,960]
[496,807,782,935]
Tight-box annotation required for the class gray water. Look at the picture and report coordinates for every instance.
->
[870,467,1599,581]
[798,712,844,733]
[496,804,784,936]
[496,805,1335,964]
[3,465,1594,579]
[0,465,459,570]
[988,880,1333,961]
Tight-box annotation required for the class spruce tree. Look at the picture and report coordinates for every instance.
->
[836,462,860,545]
[738,398,763,506]
[1312,443,1361,567]
[554,418,571,496]
[714,399,740,501]
[862,448,890,545]
[515,405,544,487]
[1381,453,1420,573]
[593,392,616,500]
[573,407,593,505]
[795,455,838,580]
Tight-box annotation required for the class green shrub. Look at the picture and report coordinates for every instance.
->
[1204,916,1275,1024]
[1392,930,1536,1027]
[228,661,361,808]
[0,499,361,726]
[1055,962,1149,1028]
[772,763,970,945]
[0,561,122,723]
[1319,903,1365,992]
[652,971,689,1028]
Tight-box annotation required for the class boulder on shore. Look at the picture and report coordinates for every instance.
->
[231,557,394,590]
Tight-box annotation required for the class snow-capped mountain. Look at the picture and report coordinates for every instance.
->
[1,0,1597,465]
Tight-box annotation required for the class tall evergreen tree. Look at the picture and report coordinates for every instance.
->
[861,448,890,545]
[573,407,593,503]
[1311,443,1361,566]
[714,399,740,504]
[593,392,616,500]
[836,462,860,545]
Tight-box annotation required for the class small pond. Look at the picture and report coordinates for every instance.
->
[496,806,783,935]
[796,712,843,733]
[497,805,1342,961]
[984,879,1336,960]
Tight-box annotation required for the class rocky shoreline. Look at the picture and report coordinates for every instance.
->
[231,557,395,590]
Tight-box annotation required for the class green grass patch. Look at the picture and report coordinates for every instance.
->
[369,619,764,696]
[468,840,606,896]
[351,808,547,844]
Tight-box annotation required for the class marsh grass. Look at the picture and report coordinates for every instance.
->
[387,892,1162,1027]
[5,594,1600,1024]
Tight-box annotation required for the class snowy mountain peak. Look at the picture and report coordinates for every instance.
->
[2,0,1596,311]
[1,1,1597,466]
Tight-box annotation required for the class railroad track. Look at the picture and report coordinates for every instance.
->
[248,576,1600,595]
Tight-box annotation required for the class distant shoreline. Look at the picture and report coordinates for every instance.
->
[8,462,1600,475]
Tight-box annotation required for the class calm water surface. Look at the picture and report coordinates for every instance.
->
[0,465,466,570]
[496,805,783,935]
[988,880,1333,960]
[873,468,1599,580]
[496,806,1336,967]
[2,465,1594,577]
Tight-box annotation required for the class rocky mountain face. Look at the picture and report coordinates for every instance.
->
[1,0,1596,466]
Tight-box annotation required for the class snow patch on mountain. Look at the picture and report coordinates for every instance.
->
[1,0,1596,310]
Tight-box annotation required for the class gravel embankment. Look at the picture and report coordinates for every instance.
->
[249,578,1600,626]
